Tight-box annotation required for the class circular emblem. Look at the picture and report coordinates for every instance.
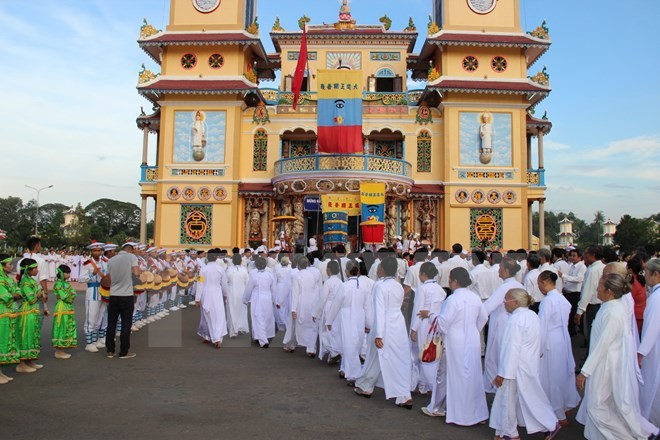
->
[487,190,501,204]
[192,0,221,13]
[213,186,227,201]
[491,56,507,73]
[474,214,498,243]
[502,190,517,204]
[208,53,224,69]
[462,56,479,72]
[184,210,208,240]
[455,189,469,204]
[181,53,197,70]
[471,189,485,204]
[167,187,181,201]
[467,0,497,14]
[182,186,196,201]
[198,187,211,201]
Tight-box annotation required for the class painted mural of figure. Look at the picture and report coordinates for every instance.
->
[418,200,435,242]
[400,202,410,238]
[479,112,493,164]
[191,110,207,161]
[387,199,398,244]
[247,198,266,247]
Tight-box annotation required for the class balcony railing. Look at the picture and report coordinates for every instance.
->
[260,88,426,107]
[274,154,413,179]
[140,165,158,183]
[526,169,545,186]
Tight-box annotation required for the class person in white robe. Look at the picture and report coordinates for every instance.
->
[537,270,581,425]
[281,256,300,352]
[576,273,657,440]
[482,257,524,392]
[197,251,228,347]
[490,288,561,440]
[524,253,543,305]
[354,257,413,409]
[242,257,276,348]
[403,248,429,387]
[290,257,321,356]
[639,258,660,427]
[314,260,343,364]
[225,254,250,337]
[274,255,292,332]
[410,262,446,394]
[422,267,489,425]
[326,260,371,383]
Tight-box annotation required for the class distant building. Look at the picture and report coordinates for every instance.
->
[557,217,575,248]
[62,207,76,238]
[602,218,616,246]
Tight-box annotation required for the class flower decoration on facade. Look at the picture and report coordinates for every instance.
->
[528,20,549,40]
[138,63,159,84]
[246,17,259,36]
[272,16,285,32]
[529,66,550,86]
[139,18,160,39]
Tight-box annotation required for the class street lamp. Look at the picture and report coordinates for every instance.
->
[25,184,54,236]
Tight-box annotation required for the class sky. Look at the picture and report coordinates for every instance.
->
[0,0,658,223]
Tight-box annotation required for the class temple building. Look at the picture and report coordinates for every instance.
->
[136,0,552,251]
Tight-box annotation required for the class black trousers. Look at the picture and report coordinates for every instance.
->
[106,296,135,356]
[584,303,601,353]
[564,291,581,337]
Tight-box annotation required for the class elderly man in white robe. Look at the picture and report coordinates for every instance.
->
[274,255,292,332]
[290,257,322,357]
[197,250,228,348]
[576,273,658,440]
[314,260,343,364]
[490,288,561,440]
[225,254,250,337]
[422,267,489,426]
[483,257,524,392]
[639,258,660,428]
[354,257,413,409]
[410,262,446,395]
[242,257,276,348]
[537,270,581,426]
[326,260,371,384]
[403,248,430,389]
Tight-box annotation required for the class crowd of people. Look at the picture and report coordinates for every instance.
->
[0,236,659,440]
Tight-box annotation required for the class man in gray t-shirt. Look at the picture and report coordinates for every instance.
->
[106,243,140,358]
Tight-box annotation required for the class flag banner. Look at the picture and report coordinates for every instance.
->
[291,27,307,110]
[317,69,363,154]
[360,182,386,244]
[323,212,348,246]
[321,194,361,216]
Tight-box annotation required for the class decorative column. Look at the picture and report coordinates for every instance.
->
[537,128,545,169]
[140,195,148,243]
[526,133,533,169]
[539,199,545,248]
[528,202,533,250]
[141,125,149,165]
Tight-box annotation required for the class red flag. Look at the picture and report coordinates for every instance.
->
[292,26,307,110]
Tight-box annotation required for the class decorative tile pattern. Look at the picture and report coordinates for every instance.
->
[416,131,432,172]
[457,170,515,180]
[287,51,317,61]
[370,52,401,61]
[470,208,502,249]
[253,128,268,171]
[181,204,212,245]
[171,168,225,177]
[181,53,197,69]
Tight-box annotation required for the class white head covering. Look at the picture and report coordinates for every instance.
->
[87,241,105,250]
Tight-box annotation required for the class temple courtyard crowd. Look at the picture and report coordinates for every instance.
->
[1,236,659,440]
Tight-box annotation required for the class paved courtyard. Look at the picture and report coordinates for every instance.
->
[2,290,584,439]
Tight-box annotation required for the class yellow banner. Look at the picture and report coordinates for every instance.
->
[317,69,363,100]
[359,182,386,205]
[321,194,361,216]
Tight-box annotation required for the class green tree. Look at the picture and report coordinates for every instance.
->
[614,215,655,253]
[85,198,140,241]
[0,196,33,249]
[38,203,68,249]
[68,203,92,249]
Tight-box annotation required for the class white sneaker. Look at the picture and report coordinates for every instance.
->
[95,338,106,348]
[85,343,99,353]
[145,317,155,323]
[170,306,179,311]
[131,325,139,332]
[179,304,187,309]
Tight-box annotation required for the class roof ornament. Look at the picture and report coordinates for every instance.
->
[138,63,159,84]
[298,15,311,30]
[246,16,259,36]
[528,20,549,40]
[139,18,160,40]
[404,17,416,32]
[427,60,440,82]
[427,15,440,36]
[272,16,285,32]
[541,110,548,120]
[379,14,392,31]
[335,0,356,29]
[529,66,550,86]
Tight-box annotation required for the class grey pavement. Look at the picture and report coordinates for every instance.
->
[1,290,585,440]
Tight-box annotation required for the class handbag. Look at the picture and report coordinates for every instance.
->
[419,316,443,363]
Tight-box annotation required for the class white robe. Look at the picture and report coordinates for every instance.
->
[482,277,524,392]
[413,280,446,393]
[291,268,321,353]
[225,264,250,337]
[326,276,371,381]
[576,298,649,440]
[434,287,489,426]
[315,275,343,359]
[538,289,581,418]
[242,270,276,346]
[274,265,292,330]
[490,307,558,436]
[639,284,660,426]
[197,263,228,344]
[356,277,412,400]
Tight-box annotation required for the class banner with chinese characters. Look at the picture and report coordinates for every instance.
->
[317,69,363,154]
[181,204,212,245]
[470,208,502,249]
[360,182,386,243]
[321,194,361,216]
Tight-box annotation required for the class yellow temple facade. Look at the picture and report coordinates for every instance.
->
[136,0,552,251]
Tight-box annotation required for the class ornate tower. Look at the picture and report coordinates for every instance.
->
[416,0,552,249]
